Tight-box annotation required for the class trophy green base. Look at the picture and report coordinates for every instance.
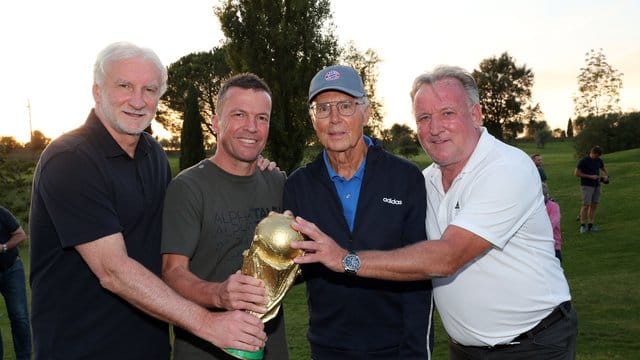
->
[224,347,264,360]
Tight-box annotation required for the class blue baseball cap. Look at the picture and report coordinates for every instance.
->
[308,65,365,103]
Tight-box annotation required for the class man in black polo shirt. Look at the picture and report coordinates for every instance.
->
[575,145,609,233]
[29,42,266,359]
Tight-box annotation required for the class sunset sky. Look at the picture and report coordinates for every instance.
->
[1,0,639,143]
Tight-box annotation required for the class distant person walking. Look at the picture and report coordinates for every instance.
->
[531,154,547,183]
[575,146,609,234]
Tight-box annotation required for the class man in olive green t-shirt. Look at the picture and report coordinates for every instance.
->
[161,73,289,360]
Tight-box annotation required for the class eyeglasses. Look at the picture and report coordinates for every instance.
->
[309,100,365,119]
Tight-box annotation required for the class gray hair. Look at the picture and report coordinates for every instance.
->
[93,42,168,96]
[410,65,479,107]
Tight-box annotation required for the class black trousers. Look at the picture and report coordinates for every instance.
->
[449,302,577,360]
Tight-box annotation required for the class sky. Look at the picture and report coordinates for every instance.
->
[1,0,639,143]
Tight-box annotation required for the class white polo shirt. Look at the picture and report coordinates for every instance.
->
[424,128,571,346]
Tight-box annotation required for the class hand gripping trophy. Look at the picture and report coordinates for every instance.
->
[224,212,303,360]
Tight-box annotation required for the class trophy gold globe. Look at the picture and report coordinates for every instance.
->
[224,212,303,360]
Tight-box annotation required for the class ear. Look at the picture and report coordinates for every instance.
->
[362,102,371,127]
[92,83,100,103]
[471,103,483,128]
[211,114,220,134]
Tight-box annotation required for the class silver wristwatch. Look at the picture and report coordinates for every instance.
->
[342,251,361,275]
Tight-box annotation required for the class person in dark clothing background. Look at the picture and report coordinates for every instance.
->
[575,145,609,233]
[0,206,31,360]
[531,153,547,183]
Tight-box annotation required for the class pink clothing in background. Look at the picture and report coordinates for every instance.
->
[546,200,562,250]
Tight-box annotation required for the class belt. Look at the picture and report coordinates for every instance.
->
[452,301,572,350]
[513,301,571,341]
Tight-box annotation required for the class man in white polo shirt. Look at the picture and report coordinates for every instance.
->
[289,65,577,360]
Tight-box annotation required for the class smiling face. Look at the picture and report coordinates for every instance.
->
[93,57,162,138]
[310,90,369,155]
[413,78,482,175]
[212,86,271,173]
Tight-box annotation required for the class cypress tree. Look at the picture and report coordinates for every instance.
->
[179,84,206,170]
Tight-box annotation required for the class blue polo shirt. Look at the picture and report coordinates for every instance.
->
[323,136,372,231]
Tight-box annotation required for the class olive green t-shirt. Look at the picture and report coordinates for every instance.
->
[162,159,288,360]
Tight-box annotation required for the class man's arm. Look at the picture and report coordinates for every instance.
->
[76,233,266,351]
[6,226,27,251]
[162,253,267,313]
[574,167,598,180]
[547,202,561,228]
[290,216,492,281]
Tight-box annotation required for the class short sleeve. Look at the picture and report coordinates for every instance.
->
[38,151,122,248]
[0,208,20,234]
[161,176,203,257]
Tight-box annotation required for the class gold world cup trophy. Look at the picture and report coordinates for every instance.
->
[224,212,303,360]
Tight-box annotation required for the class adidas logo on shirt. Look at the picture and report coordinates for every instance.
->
[382,197,403,205]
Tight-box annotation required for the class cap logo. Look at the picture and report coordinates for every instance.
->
[324,70,341,81]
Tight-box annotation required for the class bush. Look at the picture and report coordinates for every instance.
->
[574,111,640,156]
[0,155,36,227]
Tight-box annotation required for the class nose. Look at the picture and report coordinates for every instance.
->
[328,105,342,123]
[129,89,146,109]
[428,116,444,135]
[245,117,258,132]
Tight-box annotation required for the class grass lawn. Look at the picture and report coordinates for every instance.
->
[1,141,638,359]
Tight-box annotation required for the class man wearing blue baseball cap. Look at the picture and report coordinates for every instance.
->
[283,65,435,359]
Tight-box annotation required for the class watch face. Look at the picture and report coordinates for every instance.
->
[343,253,361,273]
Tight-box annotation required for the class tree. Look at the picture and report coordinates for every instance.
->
[340,42,384,137]
[0,157,34,221]
[566,118,574,139]
[158,135,181,151]
[552,128,566,141]
[27,130,50,152]
[473,52,534,141]
[517,103,543,140]
[573,48,623,118]
[0,136,20,154]
[179,84,206,170]
[381,124,420,157]
[574,112,640,155]
[215,0,339,173]
[525,119,552,148]
[529,120,552,148]
[160,48,232,140]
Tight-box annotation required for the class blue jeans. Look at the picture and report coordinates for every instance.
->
[0,258,32,360]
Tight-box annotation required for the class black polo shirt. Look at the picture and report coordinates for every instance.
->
[29,110,172,359]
